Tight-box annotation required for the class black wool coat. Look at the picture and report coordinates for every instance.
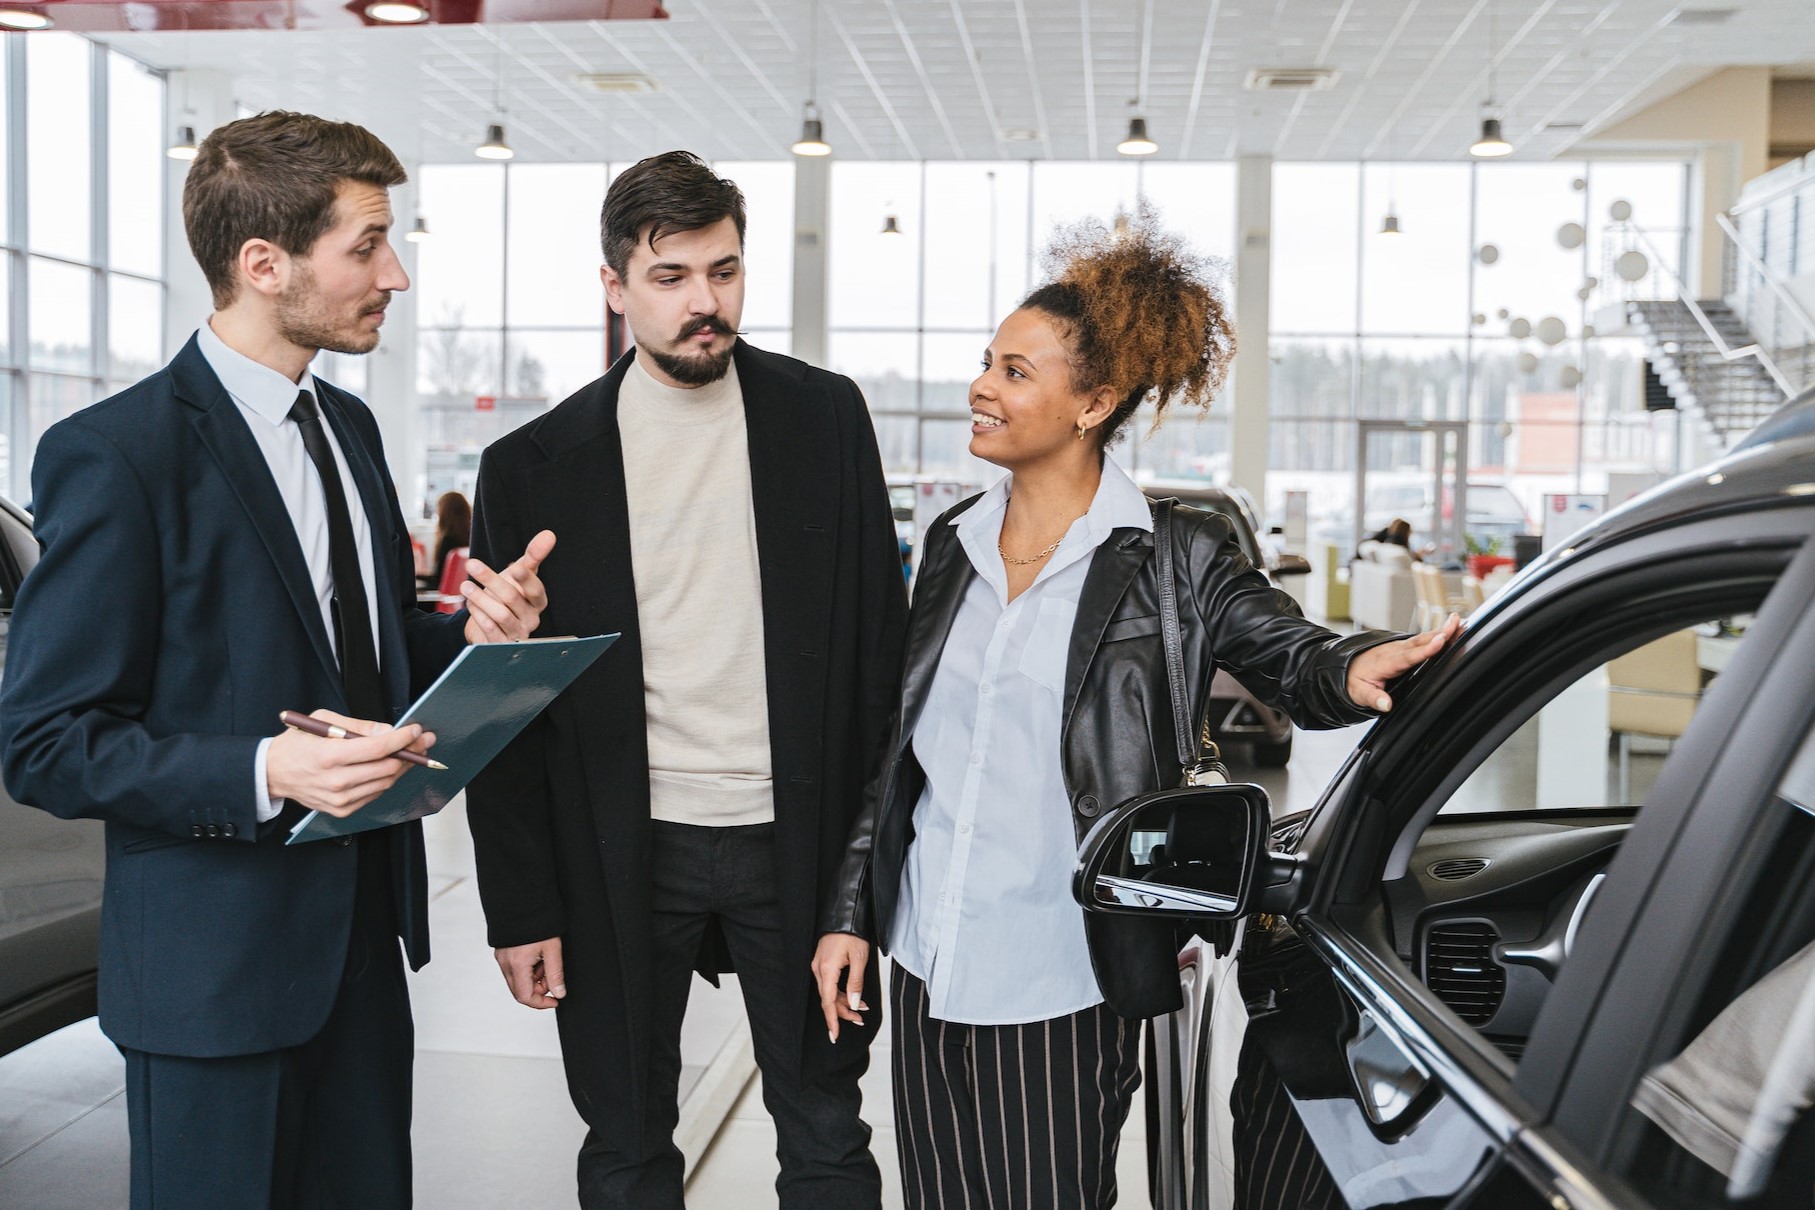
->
[466,341,908,1133]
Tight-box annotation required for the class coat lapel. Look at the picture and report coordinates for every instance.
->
[892,517,976,755]
[173,338,342,690]
[1062,529,1152,727]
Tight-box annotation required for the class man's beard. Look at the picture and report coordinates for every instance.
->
[643,316,736,386]
[275,263,386,356]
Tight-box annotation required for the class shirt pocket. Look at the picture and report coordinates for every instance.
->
[1016,596,1077,695]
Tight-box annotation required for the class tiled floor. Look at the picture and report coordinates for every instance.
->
[0,723,1370,1208]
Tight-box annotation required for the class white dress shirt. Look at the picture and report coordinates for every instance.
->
[889,456,1153,1025]
[195,322,381,824]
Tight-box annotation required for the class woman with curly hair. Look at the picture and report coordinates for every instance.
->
[811,205,1458,1208]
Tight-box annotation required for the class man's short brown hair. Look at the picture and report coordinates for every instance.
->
[182,111,406,310]
[600,151,745,277]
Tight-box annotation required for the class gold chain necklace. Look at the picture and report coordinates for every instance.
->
[998,535,1065,565]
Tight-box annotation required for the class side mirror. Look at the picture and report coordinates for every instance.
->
[1072,783,1270,919]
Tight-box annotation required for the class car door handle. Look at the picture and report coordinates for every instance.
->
[1346,1007,1434,1131]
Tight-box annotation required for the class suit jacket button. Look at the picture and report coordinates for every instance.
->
[333,836,352,848]
[1077,795,1100,818]
[189,824,205,838]
[205,824,222,838]
[221,822,238,838]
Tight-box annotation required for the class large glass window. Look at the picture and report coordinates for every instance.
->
[1,39,168,498]
[410,157,790,509]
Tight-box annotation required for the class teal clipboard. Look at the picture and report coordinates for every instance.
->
[286,633,617,844]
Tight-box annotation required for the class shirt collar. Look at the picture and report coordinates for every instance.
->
[951,455,1154,537]
[195,320,317,428]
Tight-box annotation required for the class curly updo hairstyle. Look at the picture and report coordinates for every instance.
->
[1020,200,1234,449]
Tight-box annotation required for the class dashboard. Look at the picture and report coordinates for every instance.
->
[1383,812,1632,1056]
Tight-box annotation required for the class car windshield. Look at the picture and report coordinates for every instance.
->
[1439,615,1751,814]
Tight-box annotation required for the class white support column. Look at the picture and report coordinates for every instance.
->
[790,154,831,367]
[161,70,235,361]
[1229,155,1273,505]
[365,169,421,508]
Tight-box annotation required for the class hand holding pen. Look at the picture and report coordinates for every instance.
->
[265,709,443,819]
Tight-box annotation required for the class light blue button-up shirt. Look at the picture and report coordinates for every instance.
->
[889,456,1153,1025]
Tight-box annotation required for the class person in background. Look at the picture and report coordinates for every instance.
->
[812,205,1459,1209]
[0,111,553,1209]
[466,151,907,1210]
[430,489,472,583]
[1366,517,1431,561]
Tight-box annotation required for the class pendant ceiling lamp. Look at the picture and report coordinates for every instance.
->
[1117,116,1158,156]
[476,38,514,160]
[791,2,831,156]
[1469,3,1513,158]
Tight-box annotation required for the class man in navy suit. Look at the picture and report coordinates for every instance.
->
[0,111,554,1209]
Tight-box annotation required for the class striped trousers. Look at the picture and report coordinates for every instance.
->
[890,965,1142,1209]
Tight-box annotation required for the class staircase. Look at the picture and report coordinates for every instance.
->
[1628,298,1790,445]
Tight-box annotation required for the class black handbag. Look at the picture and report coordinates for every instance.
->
[1152,497,1232,789]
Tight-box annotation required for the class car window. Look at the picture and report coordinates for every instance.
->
[1438,615,1750,815]
[1620,729,1815,1208]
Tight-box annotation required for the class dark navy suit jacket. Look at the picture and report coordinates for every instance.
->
[0,335,467,1058]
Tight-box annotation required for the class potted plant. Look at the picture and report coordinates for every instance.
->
[1465,534,1514,580]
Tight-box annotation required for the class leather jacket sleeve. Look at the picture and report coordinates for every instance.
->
[818,744,887,940]
[1182,508,1401,729]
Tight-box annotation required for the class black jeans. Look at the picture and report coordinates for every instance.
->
[577,820,882,1209]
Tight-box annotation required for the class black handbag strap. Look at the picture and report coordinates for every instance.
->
[1153,499,1197,773]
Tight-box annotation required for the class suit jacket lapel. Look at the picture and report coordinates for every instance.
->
[173,338,342,690]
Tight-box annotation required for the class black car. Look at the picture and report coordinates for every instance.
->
[0,495,103,1057]
[1081,423,1815,1208]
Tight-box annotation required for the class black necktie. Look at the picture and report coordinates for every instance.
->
[290,391,385,721]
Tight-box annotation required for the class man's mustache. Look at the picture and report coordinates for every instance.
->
[676,317,739,341]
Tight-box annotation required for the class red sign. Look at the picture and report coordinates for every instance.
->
[475,395,496,412]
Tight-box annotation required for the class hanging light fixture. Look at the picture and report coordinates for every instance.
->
[1377,162,1402,235]
[1470,117,1512,158]
[0,6,52,29]
[1379,210,1402,236]
[476,38,514,160]
[364,1,429,23]
[791,102,831,157]
[166,124,200,162]
[405,215,432,243]
[880,213,902,236]
[1117,116,1157,156]
[475,123,514,160]
[790,2,831,157]
[1469,2,1513,158]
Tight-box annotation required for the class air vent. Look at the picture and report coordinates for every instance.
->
[575,73,657,93]
[1244,67,1340,92]
[1429,858,1489,881]
[1426,921,1506,1025]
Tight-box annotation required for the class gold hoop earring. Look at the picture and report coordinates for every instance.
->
[1076,421,1089,441]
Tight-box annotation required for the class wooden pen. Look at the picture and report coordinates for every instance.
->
[278,710,448,771]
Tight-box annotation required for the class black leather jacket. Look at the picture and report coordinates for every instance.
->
[820,497,1398,1021]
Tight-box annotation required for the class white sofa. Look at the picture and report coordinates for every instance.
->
[1349,541,1418,631]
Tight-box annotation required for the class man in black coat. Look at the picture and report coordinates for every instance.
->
[466,152,908,1208]
[0,112,553,1208]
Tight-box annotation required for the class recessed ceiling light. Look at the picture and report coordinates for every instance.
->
[1672,7,1737,24]
[1244,67,1339,92]
[365,1,429,22]
[1001,128,1041,142]
[576,72,656,94]
[0,7,52,29]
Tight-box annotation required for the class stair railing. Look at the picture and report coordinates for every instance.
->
[1716,209,1815,399]
[1621,220,1797,404]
